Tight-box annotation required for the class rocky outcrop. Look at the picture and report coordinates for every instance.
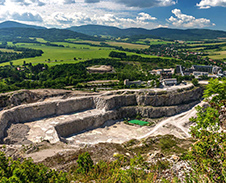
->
[96,86,203,110]
[55,110,117,137]
[94,94,137,110]
[0,90,42,109]
[0,97,95,141]
[136,87,203,106]
[0,89,96,110]
[0,85,203,143]
[118,101,199,119]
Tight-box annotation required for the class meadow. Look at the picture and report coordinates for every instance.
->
[208,50,226,59]
[199,44,226,60]
[0,40,172,66]
[0,42,113,66]
[66,39,102,45]
[106,41,149,49]
[136,38,173,45]
[183,41,226,60]
[187,41,226,47]
[0,48,20,53]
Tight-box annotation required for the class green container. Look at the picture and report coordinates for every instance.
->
[128,120,149,126]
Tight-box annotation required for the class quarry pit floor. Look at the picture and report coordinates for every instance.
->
[9,101,201,148]
[2,102,202,163]
[66,102,199,147]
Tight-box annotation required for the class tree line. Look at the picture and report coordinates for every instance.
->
[0,44,43,64]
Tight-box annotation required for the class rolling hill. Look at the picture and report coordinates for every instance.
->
[68,24,226,41]
[0,21,102,42]
[0,21,226,41]
[67,24,159,38]
[0,27,102,42]
[0,21,46,29]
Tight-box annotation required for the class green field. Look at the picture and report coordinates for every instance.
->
[107,41,149,49]
[136,38,173,45]
[0,40,174,66]
[66,39,102,45]
[0,42,114,66]
[0,48,20,53]
[187,42,226,47]
[203,45,226,60]
[36,38,48,43]
[187,47,206,51]
[68,39,151,49]
[128,120,149,126]
[208,50,226,59]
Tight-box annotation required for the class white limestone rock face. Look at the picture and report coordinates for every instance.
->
[12,102,57,123]
[56,97,94,115]
[54,110,117,137]
[95,95,137,110]
[136,87,203,107]
[0,111,15,141]
[118,101,199,119]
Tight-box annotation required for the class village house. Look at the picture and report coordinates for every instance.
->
[124,79,142,86]
[162,78,177,86]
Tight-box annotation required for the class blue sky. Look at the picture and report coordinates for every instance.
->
[0,0,225,30]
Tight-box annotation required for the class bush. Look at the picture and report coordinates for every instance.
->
[76,152,94,174]
[192,78,199,86]
[0,152,68,182]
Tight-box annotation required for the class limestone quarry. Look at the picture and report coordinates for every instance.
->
[0,84,204,164]
[0,84,203,166]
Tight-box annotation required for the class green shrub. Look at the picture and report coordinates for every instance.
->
[159,137,177,150]
[76,152,94,174]
[192,78,199,86]
[0,152,68,182]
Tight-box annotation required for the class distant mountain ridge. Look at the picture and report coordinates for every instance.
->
[68,24,226,41]
[0,27,102,42]
[0,21,46,29]
[0,21,103,42]
[67,24,158,38]
[0,21,226,41]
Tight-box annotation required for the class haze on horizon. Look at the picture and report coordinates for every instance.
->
[0,0,225,31]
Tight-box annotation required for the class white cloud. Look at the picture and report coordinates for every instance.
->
[43,11,158,29]
[197,0,226,9]
[85,0,99,3]
[0,0,5,5]
[0,9,43,22]
[11,12,43,21]
[157,24,168,28]
[84,0,176,8]
[168,9,215,28]
[136,12,156,21]
[0,0,163,29]
[63,0,75,4]
[49,12,74,24]
[90,12,157,28]
[9,0,45,6]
